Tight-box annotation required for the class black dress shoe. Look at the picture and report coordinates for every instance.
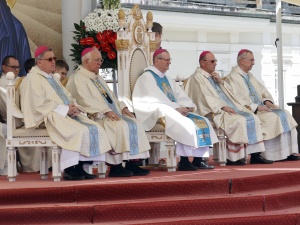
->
[81,169,97,179]
[178,161,199,171]
[194,161,215,169]
[125,162,150,176]
[75,164,97,179]
[108,164,133,177]
[287,154,300,161]
[250,155,273,164]
[63,166,85,180]
[226,159,246,166]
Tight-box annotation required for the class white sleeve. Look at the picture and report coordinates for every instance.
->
[53,104,69,117]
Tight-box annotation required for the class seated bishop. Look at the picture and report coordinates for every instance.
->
[21,46,112,180]
[67,47,151,177]
[225,49,299,162]
[185,50,273,165]
[132,49,219,171]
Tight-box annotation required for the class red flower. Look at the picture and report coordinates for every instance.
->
[100,40,109,48]
[107,51,116,59]
[79,38,87,46]
[104,30,113,38]
[92,43,101,50]
[108,37,115,44]
[102,45,111,53]
[85,37,95,45]
[96,32,106,42]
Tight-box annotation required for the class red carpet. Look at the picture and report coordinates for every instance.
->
[1,159,300,224]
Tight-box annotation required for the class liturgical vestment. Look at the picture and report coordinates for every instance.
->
[185,67,265,161]
[132,66,218,157]
[67,66,150,164]
[21,66,111,170]
[226,66,298,160]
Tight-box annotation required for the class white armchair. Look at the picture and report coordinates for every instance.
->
[5,72,62,182]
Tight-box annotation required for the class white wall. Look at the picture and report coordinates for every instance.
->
[143,9,300,111]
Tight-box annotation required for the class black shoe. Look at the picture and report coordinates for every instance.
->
[287,154,300,161]
[125,162,150,176]
[63,167,85,181]
[108,164,133,177]
[250,155,273,164]
[75,164,97,179]
[226,159,246,166]
[192,161,214,169]
[81,169,97,179]
[178,161,199,171]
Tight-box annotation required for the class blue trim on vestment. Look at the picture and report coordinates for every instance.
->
[46,77,100,156]
[91,78,139,155]
[241,75,291,133]
[208,77,258,144]
[147,70,212,147]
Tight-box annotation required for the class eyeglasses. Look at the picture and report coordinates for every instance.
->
[6,65,20,70]
[158,58,172,62]
[40,57,57,62]
[90,59,103,63]
[244,58,255,62]
[202,59,218,63]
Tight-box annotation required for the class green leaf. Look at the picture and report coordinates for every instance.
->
[74,23,81,31]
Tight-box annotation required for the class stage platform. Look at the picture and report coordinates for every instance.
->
[0,158,300,224]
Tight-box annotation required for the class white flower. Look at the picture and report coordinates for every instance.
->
[83,8,130,32]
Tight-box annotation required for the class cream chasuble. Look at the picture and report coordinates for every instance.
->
[185,67,266,161]
[67,66,150,159]
[21,66,111,157]
[185,67,264,145]
[226,66,298,160]
[226,66,297,140]
[132,66,218,150]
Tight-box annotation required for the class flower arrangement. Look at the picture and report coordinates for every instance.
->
[70,5,130,69]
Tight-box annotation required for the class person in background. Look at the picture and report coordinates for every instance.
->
[152,22,163,50]
[55,59,69,86]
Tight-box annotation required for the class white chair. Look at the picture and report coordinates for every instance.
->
[116,5,177,172]
[5,72,62,182]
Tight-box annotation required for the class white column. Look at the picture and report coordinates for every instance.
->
[62,0,97,74]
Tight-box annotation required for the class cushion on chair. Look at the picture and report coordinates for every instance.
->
[13,128,49,137]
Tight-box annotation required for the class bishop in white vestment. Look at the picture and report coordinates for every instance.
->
[21,46,111,180]
[133,49,218,171]
[67,48,150,177]
[185,51,272,165]
[226,49,298,161]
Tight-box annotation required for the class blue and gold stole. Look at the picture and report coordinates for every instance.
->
[45,76,100,156]
[241,74,291,133]
[91,78,139,155]
[208,77,258,144]
[147,70,212,147]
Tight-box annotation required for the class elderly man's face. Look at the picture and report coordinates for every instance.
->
[154,52,171,73]
[2,57,20,78]
[239,52,255,73]
[200,52,217,74]
[37,51,56,74]
[85,50,102,74]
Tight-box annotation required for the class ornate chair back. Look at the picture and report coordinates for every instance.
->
[116,5,177,171]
